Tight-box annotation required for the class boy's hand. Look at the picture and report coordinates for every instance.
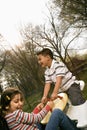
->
[41,96,47,104]
[51,93,58,100]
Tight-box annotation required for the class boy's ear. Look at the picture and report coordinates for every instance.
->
[47,55,51,61]
[47,55,50,59]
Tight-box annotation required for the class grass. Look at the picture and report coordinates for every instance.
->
[23,91,42,112]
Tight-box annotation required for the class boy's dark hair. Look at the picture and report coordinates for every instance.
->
[37,48,53,59]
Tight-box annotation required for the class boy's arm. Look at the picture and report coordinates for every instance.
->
[51,76,63,100]
[41,83,51,103]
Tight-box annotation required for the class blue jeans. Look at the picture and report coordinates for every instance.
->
[37,109,80,130]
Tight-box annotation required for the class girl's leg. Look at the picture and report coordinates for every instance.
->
[45,109,79,130]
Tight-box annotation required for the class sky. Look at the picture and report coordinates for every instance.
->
[0,0,49,48]
[0,0,87,52]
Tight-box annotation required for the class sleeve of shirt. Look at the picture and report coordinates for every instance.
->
[44,70,52,83]
[14,105,51,124]
[33,107,40,114]
[55,62,67,77]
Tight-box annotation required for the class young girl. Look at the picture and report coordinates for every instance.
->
[0,87,79,130]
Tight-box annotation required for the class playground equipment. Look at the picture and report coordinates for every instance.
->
[41,80,87,130]
[41,92,68,124]
[66,80,87,130]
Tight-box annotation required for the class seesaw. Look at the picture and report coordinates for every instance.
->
[41,92,68,124]
[41,91,87,130]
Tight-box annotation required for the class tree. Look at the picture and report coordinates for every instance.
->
[22,15,83,74]
[3,43,44,96]
[0,34,7,74]
[52,0,87,27]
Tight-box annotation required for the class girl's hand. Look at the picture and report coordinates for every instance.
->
[36,103,44,110]
[46,101,54,109]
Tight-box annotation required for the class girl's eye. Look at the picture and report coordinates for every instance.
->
[14,101,18,103]
[20,97,24,102]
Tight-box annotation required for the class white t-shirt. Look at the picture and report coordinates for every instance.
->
[45,59,79,92]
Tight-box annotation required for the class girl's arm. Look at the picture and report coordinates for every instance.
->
[14,104,51,124]
[33,103,44,114]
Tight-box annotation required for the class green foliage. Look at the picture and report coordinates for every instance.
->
[23,91,42,112]
[79,69,87,99]
[3,44,44,96]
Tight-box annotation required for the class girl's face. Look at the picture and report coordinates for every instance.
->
[37,54,51,68]
[8,94,24,113]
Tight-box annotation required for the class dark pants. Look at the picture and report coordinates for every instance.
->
[66,83,86,105]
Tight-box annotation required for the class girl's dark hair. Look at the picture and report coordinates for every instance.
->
[0,87,23,117]
[0,87,23,130]
[0,115,10,130]
[37,48,53,59]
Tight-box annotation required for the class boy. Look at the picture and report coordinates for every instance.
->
[37,48,86,106]
[37,48,87,128]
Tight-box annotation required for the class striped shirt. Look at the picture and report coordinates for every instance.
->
[45,59,79,92]
[5,105,50,130]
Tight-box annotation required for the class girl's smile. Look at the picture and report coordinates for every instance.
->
[7,94,24,113]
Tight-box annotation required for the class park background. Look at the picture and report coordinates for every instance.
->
[0,0,87,112]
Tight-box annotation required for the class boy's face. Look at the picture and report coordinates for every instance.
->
[8,94,24,113]
[37,54,50,67]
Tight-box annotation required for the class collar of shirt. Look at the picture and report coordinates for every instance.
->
[47,59,56,70]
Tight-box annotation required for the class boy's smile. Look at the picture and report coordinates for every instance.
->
[37,54,52,68]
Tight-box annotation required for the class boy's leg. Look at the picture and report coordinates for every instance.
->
[45,109,79,130]
[66,83,87,128]
[66,83,85,105]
